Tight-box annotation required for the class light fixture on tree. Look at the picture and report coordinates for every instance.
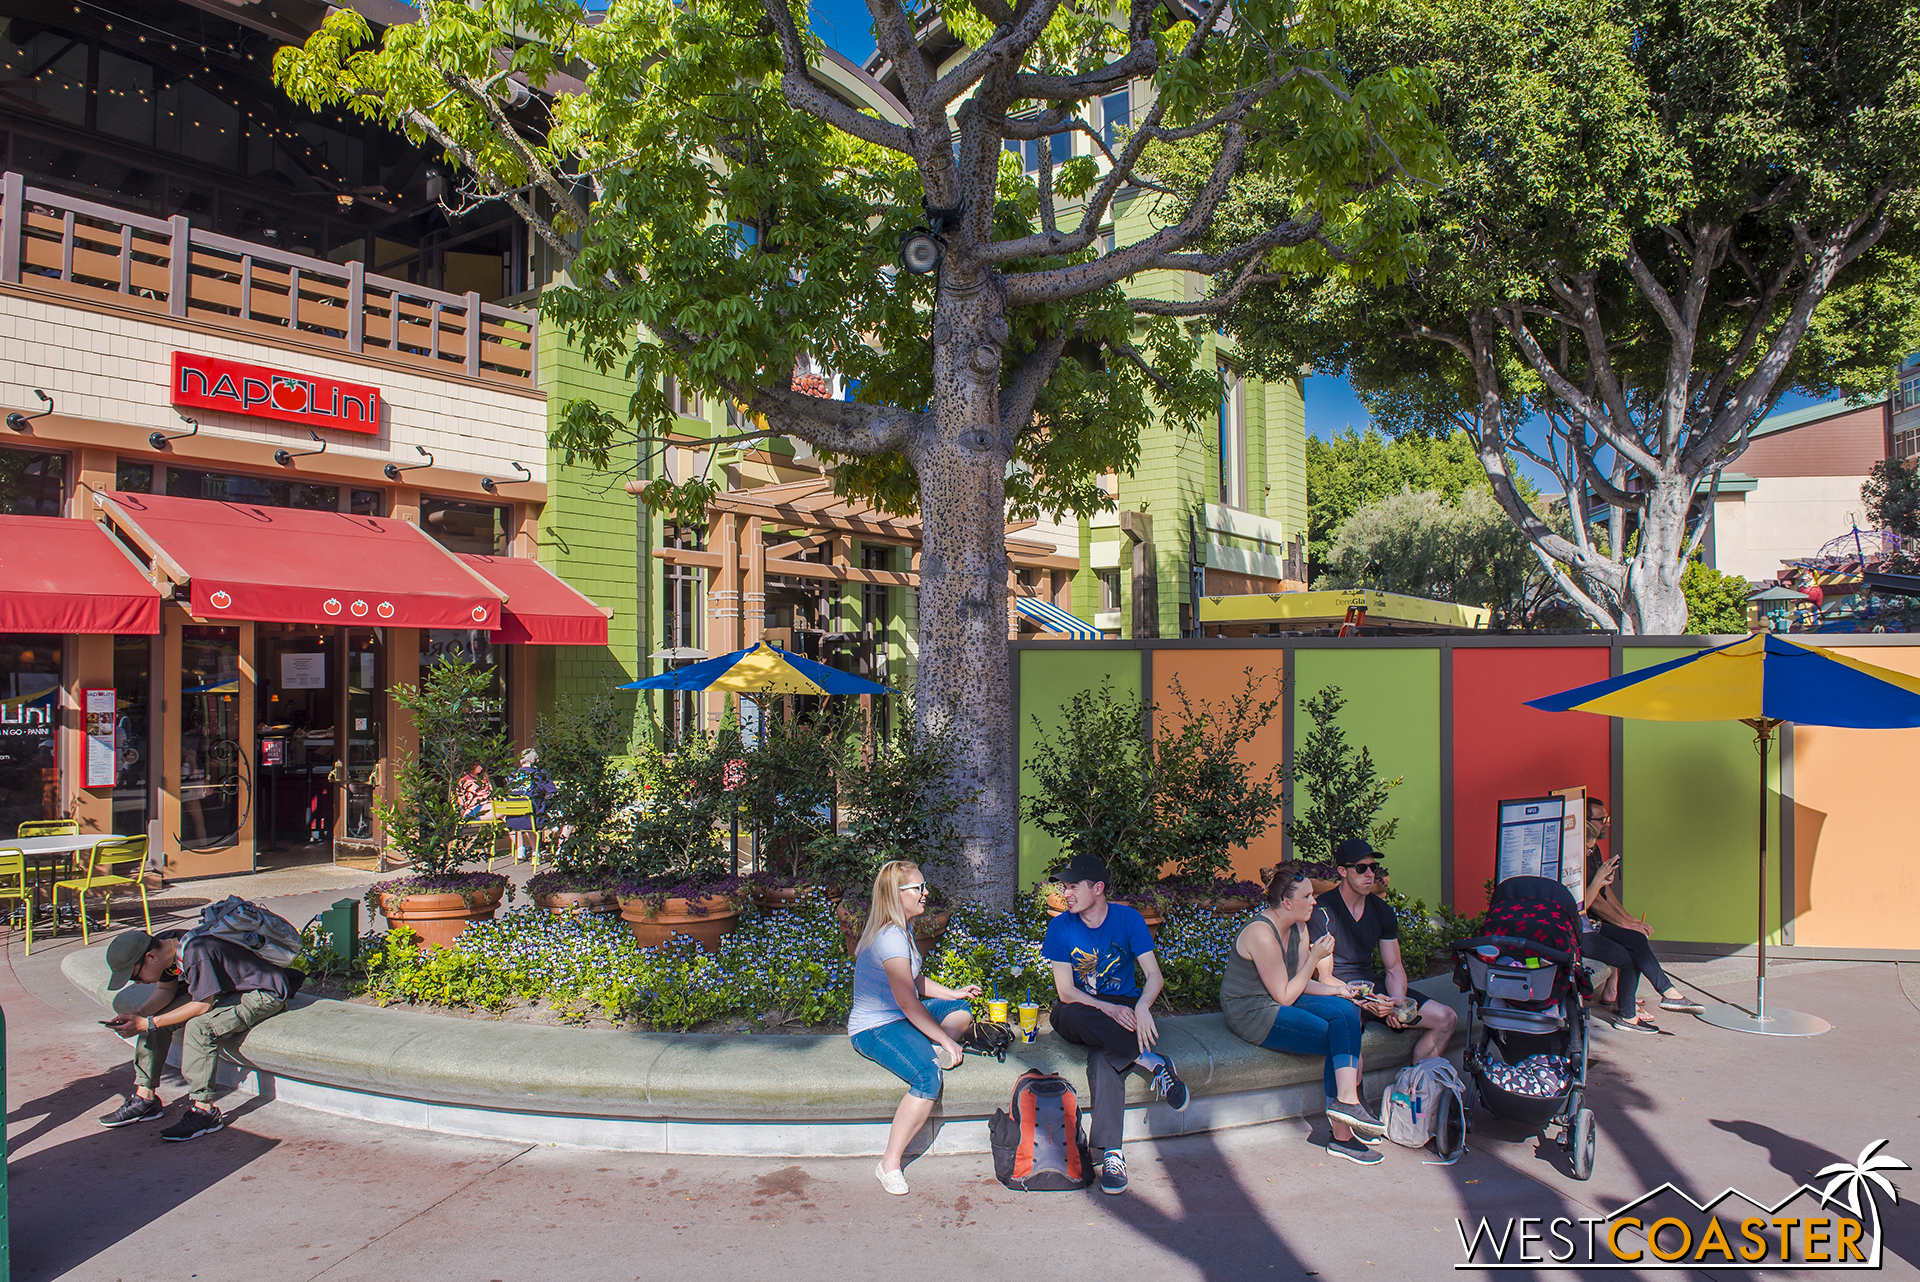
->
[149,416,199,451]
[274,430,327,466]
[383,444,433,480]
[5,389,52,432]
[481,461,533,493]
[899,199,963,275]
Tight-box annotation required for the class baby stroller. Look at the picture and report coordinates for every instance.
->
[1451,875,1598,1180]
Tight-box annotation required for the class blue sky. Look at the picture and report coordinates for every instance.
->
[811,0,878,64]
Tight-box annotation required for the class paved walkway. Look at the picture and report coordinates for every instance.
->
[7,870,1919,1280]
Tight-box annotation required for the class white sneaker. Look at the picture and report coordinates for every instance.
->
[875,1161,909,1195]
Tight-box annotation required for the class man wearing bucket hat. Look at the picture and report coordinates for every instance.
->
[95,927,301,1141]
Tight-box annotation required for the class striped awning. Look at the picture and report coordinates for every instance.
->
[1014,596,1100,639]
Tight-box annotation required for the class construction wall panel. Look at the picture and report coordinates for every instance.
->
[1016,647,1144,890]
[1151,648,1289,883]
[1450,646,1612,912]
[1293,648,1443,908]
[1787,645,1920,951]
[1619,647,1781,946]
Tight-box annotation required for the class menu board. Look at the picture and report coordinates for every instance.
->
[1497,796,1565,882]
[281,652,327,690]
[1551,785,1587,906]
[84,687,116,787]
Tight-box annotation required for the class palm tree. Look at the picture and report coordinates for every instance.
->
[1817,1139,1910,1263]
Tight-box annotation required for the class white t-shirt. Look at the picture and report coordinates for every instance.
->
[848,923,920,1036]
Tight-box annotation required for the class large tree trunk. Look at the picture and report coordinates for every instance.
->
[1620,475,1692,635]
[907,271,1017,908]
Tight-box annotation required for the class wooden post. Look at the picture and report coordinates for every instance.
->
[347,259,365,352]
[167,216,189,317]
[743,516,765,647]
[466,292,483,376]
[0,169,22,283]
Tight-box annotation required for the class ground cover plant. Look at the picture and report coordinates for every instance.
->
[314,890,1464,1031]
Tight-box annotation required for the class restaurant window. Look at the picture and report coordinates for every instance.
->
[0,635,61,834]
[111,636,152,839]
[420,496,511,555]
[420,630,508,735]
[350,489,386,517]
[165,466,339,511]
[661,524,705,742]
[1098,570,1123,612]
[179,625,243,850]
[116,460,155,493]
[0,447,67,516]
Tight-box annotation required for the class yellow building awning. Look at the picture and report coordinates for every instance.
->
[1197,589,1491,632]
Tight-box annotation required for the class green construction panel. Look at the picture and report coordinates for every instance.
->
[1017,648,1144,891]
[1292,648,1443,908]
[1620,648,1781,946]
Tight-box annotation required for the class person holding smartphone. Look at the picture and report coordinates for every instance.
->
[1579,798,1702,1033]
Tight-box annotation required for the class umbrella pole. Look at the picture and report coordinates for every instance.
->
[1699,718,1829,1036]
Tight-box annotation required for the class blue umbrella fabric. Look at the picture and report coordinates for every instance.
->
[617,640,891,696]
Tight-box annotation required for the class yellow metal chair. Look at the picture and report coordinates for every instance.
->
[0,847,32,956]
[52,835,151,945]
[17,819,79,838]
[490,795,538,869]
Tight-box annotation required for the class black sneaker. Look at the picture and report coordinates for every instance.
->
[1098,1150,1129,1194]
[160,1104,224,1142]
[1612,1015,1660,1035]
[1328,1097,1386,1143]
[1327,1134,1383,1165]
[1659,994,1705,1014]
[98,1095,164,1128]
[1148,1058,1189,1112]
[1327,1097,1388,1137]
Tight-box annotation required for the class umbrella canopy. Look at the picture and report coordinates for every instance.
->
[1749,585,1809,603]
[1526,632,1920,728]
[1528,631,1920,1037]
[618,641,892,696]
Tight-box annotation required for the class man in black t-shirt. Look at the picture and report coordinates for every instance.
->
[1312,839,1457,1064]
[97,927,302,1141]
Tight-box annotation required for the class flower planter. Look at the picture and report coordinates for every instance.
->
[1310,878,1340,897]
[1043,891,1067,917]
[835,901,950,956]
[1118,901,1164,937]
[379,885,505,949]
[534,890,617,915]
[750,886,813,912]
[618,895,741,953]
[1210,896,1256,917]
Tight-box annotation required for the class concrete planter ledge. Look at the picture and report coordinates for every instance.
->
[63,947,1465,1156]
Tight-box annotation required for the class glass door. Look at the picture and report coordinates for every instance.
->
[178,625,244,850]
[336,627,385,858]
[254,623,339,865]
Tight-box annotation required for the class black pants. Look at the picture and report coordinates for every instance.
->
[1049,1000,1141,1152]
[1582,923,1671,1012]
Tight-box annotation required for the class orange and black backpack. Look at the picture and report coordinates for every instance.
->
[989,1071,1093,1190]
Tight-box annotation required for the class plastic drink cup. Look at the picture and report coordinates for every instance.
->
[1018,1001,1040,1042]
[988,998,1010,1024]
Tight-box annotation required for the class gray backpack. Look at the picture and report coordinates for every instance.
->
[188,895,303,969]
[1383,1057,1469,1162]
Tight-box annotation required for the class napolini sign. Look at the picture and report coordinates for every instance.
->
[171,352,380,434]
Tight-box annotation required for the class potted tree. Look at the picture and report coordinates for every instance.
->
[367,656,516,947]
[524,696,632,914]
[614,730,741,951]
[733,708,841,910]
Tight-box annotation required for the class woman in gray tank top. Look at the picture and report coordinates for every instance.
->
[1221,863,1389,1164]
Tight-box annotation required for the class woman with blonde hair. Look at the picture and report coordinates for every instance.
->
[848,860,980,1195]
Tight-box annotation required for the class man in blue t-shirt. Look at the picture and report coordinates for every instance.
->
[1042,853,1188,1195]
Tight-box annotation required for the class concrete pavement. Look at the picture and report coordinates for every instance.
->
[7,866,1920,1280]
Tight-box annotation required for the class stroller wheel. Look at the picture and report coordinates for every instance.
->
[1571,1108,1596,1181]
[1463,1077,1478,1132]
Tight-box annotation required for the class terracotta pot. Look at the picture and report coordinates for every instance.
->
[534,890,616,915]
[618,895,740,953]
[1372,874,1391,895]
[835,902,950,955]
[750,886,811,912]
[379,885,505,949]
[1119,901,1164,937]
[1211,896,1256,916]
[1310,878,1340,896]
[1044,891,1067,917]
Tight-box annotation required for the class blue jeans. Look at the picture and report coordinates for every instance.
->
[1260,994,1364,1099]
[849,998,972,1100]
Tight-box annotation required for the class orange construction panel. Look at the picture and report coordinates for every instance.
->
[1152,648,1289,885]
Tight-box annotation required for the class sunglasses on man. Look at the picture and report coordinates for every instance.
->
[1348,862,1388,876]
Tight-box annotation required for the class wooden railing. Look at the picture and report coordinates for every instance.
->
[0,171,537,389]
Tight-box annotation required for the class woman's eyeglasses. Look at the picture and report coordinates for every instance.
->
[899,882,929,895]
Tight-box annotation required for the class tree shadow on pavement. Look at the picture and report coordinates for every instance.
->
[1712,1118,1919,1275]
[9,1088,280,1280]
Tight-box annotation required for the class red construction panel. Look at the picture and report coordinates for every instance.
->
[0,515,160,634]
[460,554,610,646]
[1451,647,1612,911]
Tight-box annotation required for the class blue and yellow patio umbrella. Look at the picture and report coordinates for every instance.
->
[1529,632,1920,1036]
[618,640,892,696]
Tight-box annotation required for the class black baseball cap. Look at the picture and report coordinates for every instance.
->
[1054,853,1110,887]
[1334,837,1379,866]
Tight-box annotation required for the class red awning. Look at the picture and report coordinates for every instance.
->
[100,492,502,630]
[459,554,611,646]
[0,515,161,634]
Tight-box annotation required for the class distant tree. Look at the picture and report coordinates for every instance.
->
[1682,559,1752,635]
[1227,0,1920,635]
[1319,486,1544,612]
[1304,428,1519,580]
[1863,459,1920,573]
